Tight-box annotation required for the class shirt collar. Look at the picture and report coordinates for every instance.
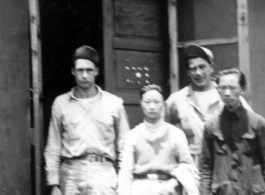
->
[144,117,165,132]
[142,118,168,142]
[68,85,103,101]
[223,102,245,119]
[187,80,217,96]
[186,81,221,107]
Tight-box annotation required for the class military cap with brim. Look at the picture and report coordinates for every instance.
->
[184,44,213,65]
[73,45,99,65]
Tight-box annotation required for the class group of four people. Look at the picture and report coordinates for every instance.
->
[44,44,265,195]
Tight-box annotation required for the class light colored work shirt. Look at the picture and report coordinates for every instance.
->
[118,118,199,195]
[44,86,130,185]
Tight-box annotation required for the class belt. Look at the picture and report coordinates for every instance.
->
[64,154,112,163]
[134,173,173,180]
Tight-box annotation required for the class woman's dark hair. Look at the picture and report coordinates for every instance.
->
[139,84,163,100]
[216,68,246,90]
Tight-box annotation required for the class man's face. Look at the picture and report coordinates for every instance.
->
[218,74,244,110]
[141,90,164,120]
[72,59,98,90]
[187,57,213,91]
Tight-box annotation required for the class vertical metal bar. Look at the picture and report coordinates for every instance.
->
[168,0,179,93]
[29,0,43,194]
[237,0,251,102]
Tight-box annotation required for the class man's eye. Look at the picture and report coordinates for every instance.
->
[230,86,237,90]
[219,86,226,90]
[189,67,196,71]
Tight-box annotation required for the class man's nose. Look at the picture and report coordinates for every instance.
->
[224,88,231,96]
[195,68,202,75]
[82,70,89,78]
[149,103,156,109]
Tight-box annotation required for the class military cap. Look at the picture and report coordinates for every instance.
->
[184,43,214,65]
[73,45,99,66]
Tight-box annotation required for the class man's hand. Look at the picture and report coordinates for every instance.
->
[161,178,179,195]
[51,185,62,195]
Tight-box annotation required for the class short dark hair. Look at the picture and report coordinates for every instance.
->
[216,68,246,89]
[139,84,163,100]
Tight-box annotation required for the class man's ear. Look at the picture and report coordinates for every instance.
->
[95,67,99,76]
[139,100,143,109]
[186,69,191,78]
[210,64,214,74]
[240,87,245,96]
[71,68,75,76]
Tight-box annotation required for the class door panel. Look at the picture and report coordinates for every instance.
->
[115,50,166,89]
[103,0,169,128]
[114,0,163,37]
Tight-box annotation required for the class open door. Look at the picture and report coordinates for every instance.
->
[103,0,170,127]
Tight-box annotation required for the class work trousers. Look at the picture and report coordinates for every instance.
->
[60,159,117,195]
[131,179,181,195]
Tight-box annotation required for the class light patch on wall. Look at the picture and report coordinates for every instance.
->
[135,72,142,78]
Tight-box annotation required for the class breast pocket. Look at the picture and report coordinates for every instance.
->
[213,133,228,155]
[62,114,87,140]
[94,110,115,128]
[241,133,257,155]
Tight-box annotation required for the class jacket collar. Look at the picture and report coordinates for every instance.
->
[223,102,245,119]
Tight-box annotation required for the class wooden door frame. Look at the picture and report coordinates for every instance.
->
[29,0,43,194]
[168,0,179,92]
[237,0,250,101]
[102,0,115,92]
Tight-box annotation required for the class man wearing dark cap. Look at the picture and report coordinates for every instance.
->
[165,44,251,167]
[44,46,130,195]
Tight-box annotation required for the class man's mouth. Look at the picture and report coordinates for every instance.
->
[195,78,204,83]
[81,81,89,84]
[225,99,233,103]
[149,111,157,115]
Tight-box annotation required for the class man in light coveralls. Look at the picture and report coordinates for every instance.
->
[44,45,130,195]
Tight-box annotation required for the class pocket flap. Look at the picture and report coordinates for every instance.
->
[252,184,265,193]
[242,132,255,139]
[213,132,224,141]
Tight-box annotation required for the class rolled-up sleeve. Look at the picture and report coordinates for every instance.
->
[117,132,135,195]
[165,97,181,127]
[115,99,130,168]
[44,99,62,186]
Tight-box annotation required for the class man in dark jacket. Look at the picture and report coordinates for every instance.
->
[199,68,265,195]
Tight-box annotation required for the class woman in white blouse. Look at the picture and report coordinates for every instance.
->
[118,84,199,195]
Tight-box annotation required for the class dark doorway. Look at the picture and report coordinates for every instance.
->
[39,1,103,193]
[40,0,103,140]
